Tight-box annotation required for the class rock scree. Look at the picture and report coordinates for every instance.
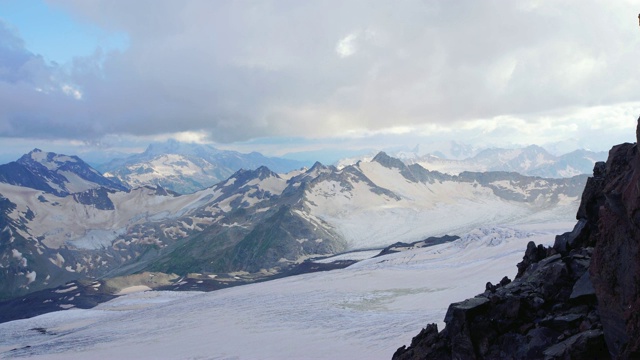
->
[393,117,640,360]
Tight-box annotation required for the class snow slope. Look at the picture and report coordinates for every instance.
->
[0,223,570,359]
[0,182,222,249]
[306,160,579,249]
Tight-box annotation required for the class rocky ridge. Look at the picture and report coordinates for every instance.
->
[393,119,640,359]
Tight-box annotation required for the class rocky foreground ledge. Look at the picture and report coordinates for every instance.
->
[393,119,640,360]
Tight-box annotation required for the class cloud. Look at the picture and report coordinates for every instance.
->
[0,0,638,147]
[336,32,358,58]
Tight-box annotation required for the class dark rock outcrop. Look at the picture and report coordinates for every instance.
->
[393,118,640,359]
[375,235,460,258]
[590,126,640,358]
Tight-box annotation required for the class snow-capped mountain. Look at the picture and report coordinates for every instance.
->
[399,141,479,160]
[98,140,308,194]
[0,149,127,196]
[0,149,587,301]
[399,145,606,178]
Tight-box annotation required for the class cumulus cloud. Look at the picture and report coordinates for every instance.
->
[0,0,638,146]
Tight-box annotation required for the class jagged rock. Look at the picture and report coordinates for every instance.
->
[553,219,588,255]
[575,161,606,248]
[516,241,549,278]
[540,313,583,331]
[542,330,608,359]
[72,187,115,210]
[570,271,595,300]
[636,115,640,144]
[443,297,491,359]
[392,324,450,360]
[526,327,559,358]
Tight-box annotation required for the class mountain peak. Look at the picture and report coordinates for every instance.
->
[2,149,127,196]
[254,165,279,180]
[229,166,280,186]
[309,161,326,171]
[19,149,81,171]
[372,151,406,170]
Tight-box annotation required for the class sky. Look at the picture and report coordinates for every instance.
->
[0,0,639,165]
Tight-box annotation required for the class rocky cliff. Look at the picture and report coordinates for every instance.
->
[393,118,640,359]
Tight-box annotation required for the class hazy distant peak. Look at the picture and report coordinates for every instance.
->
[143,140,220,157]
[309,161,327,171]
[411,141,477,160]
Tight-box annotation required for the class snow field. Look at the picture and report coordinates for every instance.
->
[0,223,568,360]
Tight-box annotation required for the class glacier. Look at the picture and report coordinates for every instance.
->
[0,223,570,359]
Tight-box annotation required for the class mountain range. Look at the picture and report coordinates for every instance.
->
[339,143,607,179]
[92,140,604,195]
[97,140,308,194]
[400,145,606,178]
[0,148,586,302]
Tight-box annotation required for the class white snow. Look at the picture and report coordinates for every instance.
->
[11,249,23,260]
[11,249,27,267]
[56,171,96,193]
[67,228,126,250]
[223,177,236,186]
[25,271,36,284]
[246,175,287,195]
[29,151,56,170]
[54,286,78,294]
[0,224,567,360]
